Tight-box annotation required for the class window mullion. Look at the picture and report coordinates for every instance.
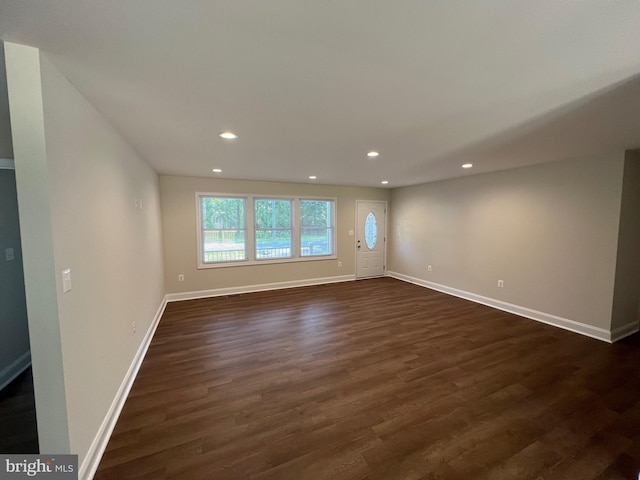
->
[293,198,300,258]
[198,196,205,265]
[247,196,255,261]
[198,194,335,268]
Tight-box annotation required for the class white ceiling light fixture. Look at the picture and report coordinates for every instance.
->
[308,175,317,180]
[212,168,222,173]
[462,163,473,169]
[219,131,238,140]
[381,180,389,184]
[367,151,379,158]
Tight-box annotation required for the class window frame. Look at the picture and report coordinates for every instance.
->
[299,198,336,258]
[197,194,249,266]
[254,197,294,261]
[196,192,337,269]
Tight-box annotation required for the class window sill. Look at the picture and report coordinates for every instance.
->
[198,255,338,269]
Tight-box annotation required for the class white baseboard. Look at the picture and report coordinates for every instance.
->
[0,350,31,391]
[79,297,168,480]
[80,274,354,478]
[387,271,616,343]
[610,321,640,343]
[77,272,634,478]
[0,158,15,170]
[166,274,356,302]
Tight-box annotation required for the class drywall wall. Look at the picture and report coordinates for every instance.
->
[5,42,165,469]
[5,42,71,455]
[160,175,389,294]
[0,43,12,158]
[388,153,625,331]
[0,169,29,388]
[611,150,640,332]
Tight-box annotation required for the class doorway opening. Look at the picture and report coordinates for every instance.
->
[0,164,38,453]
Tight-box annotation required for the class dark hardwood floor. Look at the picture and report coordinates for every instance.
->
[0,367,39,454]
[95,278,640,479]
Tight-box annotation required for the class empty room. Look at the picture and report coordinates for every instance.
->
[1,2,640,479]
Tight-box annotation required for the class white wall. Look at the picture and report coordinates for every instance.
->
[389,153,627,334]
[5,42,165,474]
[5,42,70,455]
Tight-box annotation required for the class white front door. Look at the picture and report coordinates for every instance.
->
[356,201,386,279]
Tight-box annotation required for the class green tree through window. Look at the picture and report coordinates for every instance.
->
[255,199,293,259]
[300,200,334,256]
[198,195,335,265]
[201,197,246,262]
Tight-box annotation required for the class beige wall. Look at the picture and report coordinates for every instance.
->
[160,175,389,293]
[5,43,165,468]
[0,169,29,385]
[389,153,626,330]
[611,150,640,331]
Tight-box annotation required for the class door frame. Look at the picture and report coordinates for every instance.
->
[355,200,388,279]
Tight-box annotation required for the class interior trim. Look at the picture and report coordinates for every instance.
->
[0,158,15,170]
[0,350,31,392]
[166,274,356,302]
[80,297,168,480]
[386,271,621,343]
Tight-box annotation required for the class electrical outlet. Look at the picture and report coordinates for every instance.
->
[178,274,185,282]
[132,321,136,334]
[498,280,504,288]
[427,265,432,272]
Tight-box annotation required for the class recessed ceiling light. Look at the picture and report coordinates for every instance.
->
[308,175,317,180]
[381,180,389,185]
[212,168,222,173]
[367,151,379,158]
[462,163,473,169]
[219,131,238,140]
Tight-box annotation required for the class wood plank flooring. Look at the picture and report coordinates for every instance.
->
[95,278,640,479]
[0,367,39,454]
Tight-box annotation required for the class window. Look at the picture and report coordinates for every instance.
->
[255,198,293,259]
[364,211,377,249]
[200,196,247,263]
[300,199,335,257]
[197,193,336,267]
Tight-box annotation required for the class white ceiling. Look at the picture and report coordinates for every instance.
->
[1,1,640,188]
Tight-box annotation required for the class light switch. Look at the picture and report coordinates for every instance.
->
[5,248,14,261]
[62,268,72,293]
[348,230,354,236]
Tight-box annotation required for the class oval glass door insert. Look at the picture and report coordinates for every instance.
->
[365,212,377,249]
